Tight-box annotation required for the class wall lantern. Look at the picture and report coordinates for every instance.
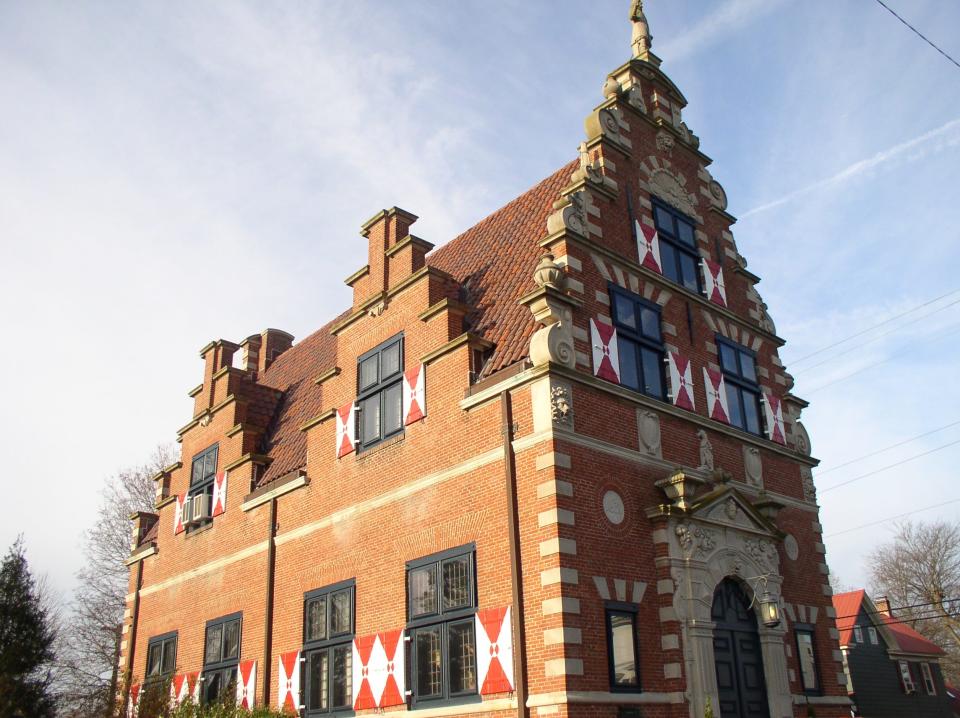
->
[746,575,782,629]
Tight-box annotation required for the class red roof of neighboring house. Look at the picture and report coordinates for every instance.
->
[944,683,960,716]
[832,589,945,656]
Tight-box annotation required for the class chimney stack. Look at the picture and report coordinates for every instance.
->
[875,595,893,617]
[259,328,294,373]
[352,207,420,307]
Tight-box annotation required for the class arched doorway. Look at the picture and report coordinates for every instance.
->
[712,579,770,718]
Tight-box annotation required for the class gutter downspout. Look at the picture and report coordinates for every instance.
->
[122,559,144,716]
[501,389,528,718]
[262,496,278,706]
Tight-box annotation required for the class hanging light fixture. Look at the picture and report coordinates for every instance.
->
[758,588,781,628]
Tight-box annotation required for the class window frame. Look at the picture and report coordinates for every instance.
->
[867,626,878,645]
[356,334,405,451]
[716,336,763,435]
[794,624,822,696]
[853,625,863,643]
[145,631,178,683]
[920,661,937,696]
[651,199,701,293]
[609,284,666,400]
[202,612,242,705]
[187,443,219,531]
[898,660,917,694]
[302,579,356,716]
[605,601,642,693]
[406,543,480,708]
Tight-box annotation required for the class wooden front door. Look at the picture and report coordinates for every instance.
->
[712,579,770,718]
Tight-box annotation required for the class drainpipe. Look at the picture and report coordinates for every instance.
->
[122,560,144,716]
[262,496,278,706]
[501,390,528,718]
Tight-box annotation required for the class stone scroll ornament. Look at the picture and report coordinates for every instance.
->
[701,259,727,307]
[635,220,663,274]
[336,401,357,458]
[702,367,730,423]
[665,352,695,410]
[402,363,426,425]
[351,630,405,710]
[590,318,621,384]
[277,650,300,712]
[762,392,786,445]
[236,659,257,709]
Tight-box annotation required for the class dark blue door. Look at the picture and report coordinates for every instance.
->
[712,579,770,718]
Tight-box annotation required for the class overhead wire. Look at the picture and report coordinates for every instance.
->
[832,598,960,621]
[818,438,960,493]
[815,419,960,477]
[872,0,960,71]
[824,497,960,537]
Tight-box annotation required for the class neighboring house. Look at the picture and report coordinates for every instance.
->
[833,589,952,717]
[120,5,851,718]
[945,683,960,717]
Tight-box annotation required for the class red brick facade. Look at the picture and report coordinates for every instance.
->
[122,13,848,718]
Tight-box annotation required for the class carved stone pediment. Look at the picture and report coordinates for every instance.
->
[686,486,781,538]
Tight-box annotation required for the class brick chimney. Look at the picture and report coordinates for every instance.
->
[259,329,294,373]
[875,595,893,617]
[351,207,421,308]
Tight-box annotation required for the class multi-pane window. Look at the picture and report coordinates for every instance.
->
[407,545,478,706]
[610,286,665,399]
[202,613,241,704]
[717,338,762,435]
[867,626,878,645]
[357,335,404,450]
[303,580,355,715]
[145,632,177,682]
[188,444,219,529]
[853,625,863,643]
[605,605,641,691]
[795,629,820,694]
[898,660,916,693]
[920,662,937,695]
[652,201,700,292]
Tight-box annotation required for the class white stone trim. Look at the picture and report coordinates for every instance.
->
[535,452,571,470]
[539,538,577,557]
[541,568,578,586]
[538,508,575,527]
[544,658,583,676]
[543,627,582,645]
[542,597,580,615]
[537,480,573,498]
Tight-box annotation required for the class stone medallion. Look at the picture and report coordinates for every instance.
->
[603,490,626,525]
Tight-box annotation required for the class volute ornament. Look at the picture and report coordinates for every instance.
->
[709,180,728,211]
[546,190,589,237]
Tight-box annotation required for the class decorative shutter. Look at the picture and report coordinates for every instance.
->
[402,364,426,425]
[665,352,696,411]
[701,259,728,307]
[171,674,187,705]
[174,495,186,535]
[189,672,201,702]
[127,684,140,718]
[377,630,405,708]
[762,392,786,444]
[352,634,378,710]
[590,318,621,384]
[336,402,357,458]
[476,606,515,695]
[277,650,301,712]
[635,220,663,274]
[703,367,730,423]
[212,471,228,517]
[236,659,256,708]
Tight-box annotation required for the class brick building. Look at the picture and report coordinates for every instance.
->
[121,5,850,718]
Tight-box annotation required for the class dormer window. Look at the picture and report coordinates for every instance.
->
[357,335,404,450]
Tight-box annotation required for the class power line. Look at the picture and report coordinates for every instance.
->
[833,598,960,621]
[816,419,960,477]
[819,438,960,493]
[824,497,960,537]
[872,0,960,72]
[788,288,960,366]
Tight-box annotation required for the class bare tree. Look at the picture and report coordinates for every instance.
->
[56,444,174,718]
[868,519,960,684]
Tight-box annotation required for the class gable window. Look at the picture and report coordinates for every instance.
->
[867,626,878,645]
[652,201,700,292]
[920,662,937,695]
[717,338,762,435]
[146,632,177,682]
[303,580,355,715]
[795,628,821,694]
[202,613,241,704]
[407,544,478,707]
[605,603,641,691]
[187,444,218,530]
[357,335,404,450]
[610,286,665,399]
[898,660,916,694]
[853,625,863,643]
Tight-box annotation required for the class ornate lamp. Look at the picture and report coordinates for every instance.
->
[758,588,781,628]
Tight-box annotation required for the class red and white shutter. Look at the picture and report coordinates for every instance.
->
[127,684,140,718]
[277,650,301,712]
[236,659,256,708]
[212,471,228,517]
[763,392,786,445]
[336,401,357,458]
[171,674,187,705]
[665,352,696,411]
[701,259,727,307]
[173,494,186,535]
[189,672,200,702]
[703,367,730,423]
[352,634,378,710]
[377,630,405,708]
[590,318,620,384]
[476,606,515,695]
[403,364,426,425]
[635,220,663,274]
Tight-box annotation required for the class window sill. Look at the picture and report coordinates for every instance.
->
[356,431,405,460]
[185,521,214,538]
[410,693,482,712]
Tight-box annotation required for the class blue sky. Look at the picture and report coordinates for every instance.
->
[1,1,958,597]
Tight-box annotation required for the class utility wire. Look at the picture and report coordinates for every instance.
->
[819,438,960,493]
[788,288,960,366]
[833,598,960,621]
[824,497,960,537]
[872,0,960,72]
[815,419,960,477]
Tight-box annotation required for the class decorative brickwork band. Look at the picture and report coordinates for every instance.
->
[476,605,515,695]
[635,219,663,274]
[665,352,696,411]
[173,494,187,535]
[701,259,727,307]
[402,363,426,425]
[763,392,787,445]
[351,630,405,709]
[212,470,228,517]
[277,650,300,712]
[590,318,621,384]
[236,659,256,708]
[703,367,730,423]
[336,402,357,458]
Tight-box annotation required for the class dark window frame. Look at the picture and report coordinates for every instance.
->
[794,623,822,696]
[651,199,701,293]
[356,334,405,451]
[145,631,178,682]
[609,284,666,400]
[187,444,219,531]
[920,661,937,696]
[716,336,763,436]
[406,543,480,709]
[202,612,242,705]
[605,601,642,693]
[302,579,356,716]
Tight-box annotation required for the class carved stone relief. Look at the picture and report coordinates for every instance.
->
[649,167,697,217]
[637,409,662,458]
[655,130,675,155]
[743,445,763,488]
[783,534,799,561]
[625,84,647,113]
[546,190,590,237]
[794,421,811,456]
[801,467,816,503]
[675,522,716,560]
[743,537,777,571]
[550,384,573,426]
[709,180,728,211]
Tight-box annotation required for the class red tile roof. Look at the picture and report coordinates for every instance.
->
[881,613,946,656]
[833,589,866,647]
[252,161,575,487]
[832,589,945,656]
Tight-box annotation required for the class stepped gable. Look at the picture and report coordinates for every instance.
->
[430,160,577,376]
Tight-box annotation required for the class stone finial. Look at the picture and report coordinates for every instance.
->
[630,0,653,59]
[533,252,565,291]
